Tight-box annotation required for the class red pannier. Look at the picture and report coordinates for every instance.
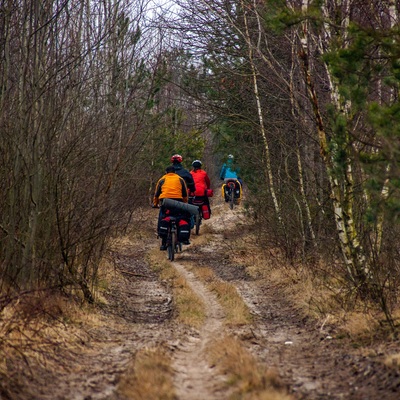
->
[201,204,210,220]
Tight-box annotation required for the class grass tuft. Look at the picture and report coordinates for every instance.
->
[192,266,252,326]
[384,353,400,371]
[117,347,176,400]
[148,250,206,328]
[209,335,292,399]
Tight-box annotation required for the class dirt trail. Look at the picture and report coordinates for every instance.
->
[171,262,226,400]
[6,201,400,400]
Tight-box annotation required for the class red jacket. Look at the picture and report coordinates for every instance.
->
[190,169,211,197]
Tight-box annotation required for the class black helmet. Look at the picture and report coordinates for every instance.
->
[192,160,202,168]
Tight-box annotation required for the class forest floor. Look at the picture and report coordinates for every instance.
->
[3,200,400,399]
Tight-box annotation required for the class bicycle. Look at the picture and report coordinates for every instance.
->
[222,179,241,210]
[224,181,237,210]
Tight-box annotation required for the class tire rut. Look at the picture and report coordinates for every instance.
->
[171,262,227,400]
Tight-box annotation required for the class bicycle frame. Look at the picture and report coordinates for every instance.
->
[226,181,236,210]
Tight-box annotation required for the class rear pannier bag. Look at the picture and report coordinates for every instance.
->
[178,219,190,242]
[158,217,170,238]
[202,204,210,220]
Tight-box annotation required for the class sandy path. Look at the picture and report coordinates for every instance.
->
[171,261,227,400]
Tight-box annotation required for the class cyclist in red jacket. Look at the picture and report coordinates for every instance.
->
[190,160,212,216]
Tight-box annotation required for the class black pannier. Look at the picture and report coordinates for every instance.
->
[177,219,190,242]
[158,217,170,238]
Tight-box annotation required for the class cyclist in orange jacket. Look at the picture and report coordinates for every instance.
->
[153,165,189,250]
[153,165,188,207]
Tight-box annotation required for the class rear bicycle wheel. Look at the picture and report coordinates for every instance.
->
[167,229,176,260]
[195,213,201,235]
[168,230,177,260]
[174,232,180,253]
[167,239,174,260]
[167,245,175,261]
[229,190,234,210]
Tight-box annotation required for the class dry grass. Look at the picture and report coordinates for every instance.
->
[195,221,215,237]
[209,335,292,400]
[117,347,176,400]
[191,266,252,326]
[338,310,381,341]
[221,230,398,341]
[148,250,206,328]
[191,230,212,245]
[384,353,400,371]
[0,290,106,396]
[0,223,158,397]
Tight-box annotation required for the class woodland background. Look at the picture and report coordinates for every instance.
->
[1,0,400,333]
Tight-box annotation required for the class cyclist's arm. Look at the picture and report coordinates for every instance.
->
[180,178,188,203]
[205,174,211,189]
[187,173,196,194]
[219,165,226,180]
[153,177,164,206]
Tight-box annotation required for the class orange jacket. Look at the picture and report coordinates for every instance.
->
[153,172,188,206]
[190,169,211,197]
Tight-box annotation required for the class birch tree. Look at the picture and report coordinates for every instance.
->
[269,0,400,302]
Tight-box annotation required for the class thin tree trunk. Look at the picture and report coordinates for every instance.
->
[289,31,316,248]
[241,0,283,227]
[373,0,398,256]
[295,0,370,285]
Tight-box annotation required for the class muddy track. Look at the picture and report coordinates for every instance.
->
[170,262,226,400]
[7,203,400,400]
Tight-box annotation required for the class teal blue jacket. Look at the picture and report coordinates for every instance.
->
[219,159,239,180]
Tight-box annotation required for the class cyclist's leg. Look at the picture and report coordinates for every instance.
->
[158,207,168,250]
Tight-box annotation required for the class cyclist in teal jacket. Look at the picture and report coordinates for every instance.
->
[220,154,237,180]
[220,155,243,203]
